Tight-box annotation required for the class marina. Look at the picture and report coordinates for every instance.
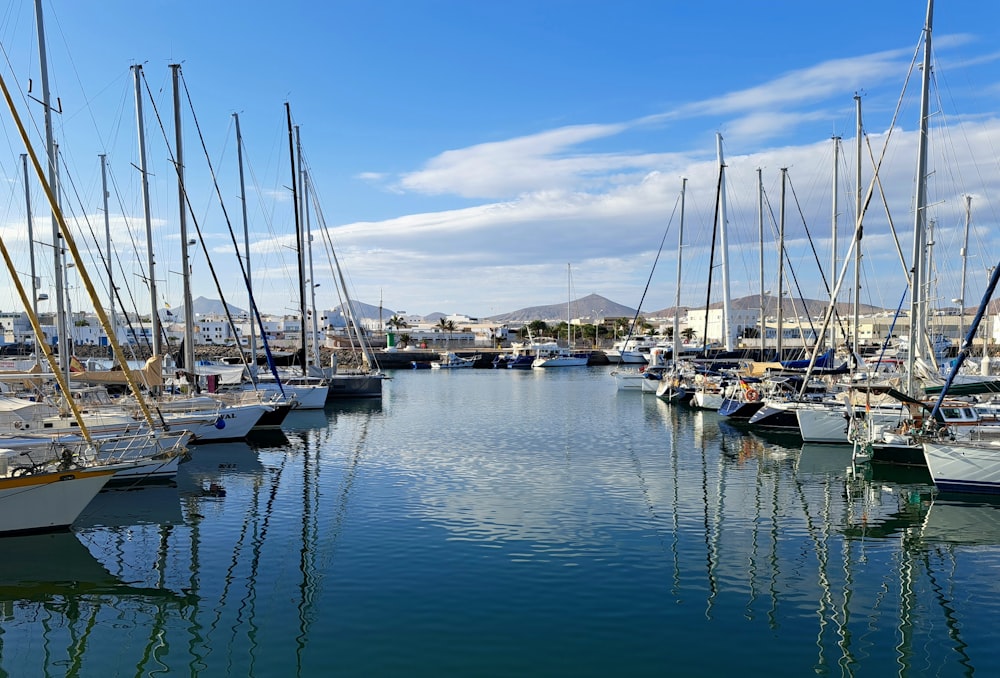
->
[0,1,999,674]
[2,366,999,675]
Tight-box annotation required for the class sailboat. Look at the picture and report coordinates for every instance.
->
[532,264,590,368]
[292,131,385,398]
[921,258,1000,492]
[614,178,685,392]
[685,134,733,411]
[248,106,330,411]
[0,11,188,516]
[124,63,270,438]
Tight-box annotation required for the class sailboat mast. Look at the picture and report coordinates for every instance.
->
[132,64,162,358]
[33,0,69,376]
[673,178,685,362]
[21,154,40,357]
[99,154,116,347]
[296,126,321,368]
[853,95,863,359]
[830,135,840,351]
[777,168,787,359]
[566,263,572,348]
[717,133,733,351]
[906,0,934,393]
[171,64,196,383]
[234,113,258,377]
[958,194,971,344]
[285,103,308,377]
[757,168,765,360]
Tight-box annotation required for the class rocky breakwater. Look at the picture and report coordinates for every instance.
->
[71,344,369,370]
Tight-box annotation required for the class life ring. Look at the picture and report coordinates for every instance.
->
[745,389,760,402]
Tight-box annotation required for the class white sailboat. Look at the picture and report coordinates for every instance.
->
[250,106,331,411]
[533,264,589,368]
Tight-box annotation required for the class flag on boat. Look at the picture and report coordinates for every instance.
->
[69,355,85,373]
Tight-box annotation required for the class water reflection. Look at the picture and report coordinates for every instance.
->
[76,482,184,529]
[921,498,1000,545]
[0,532,133,601]
[1,370,999,675]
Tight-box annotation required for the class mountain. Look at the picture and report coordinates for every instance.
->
[648,294,888,318]
[487,294,637,323]
[325,300,395,327]
[163,296,246,319]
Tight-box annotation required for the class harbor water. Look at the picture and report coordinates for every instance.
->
[3,366,1000,676]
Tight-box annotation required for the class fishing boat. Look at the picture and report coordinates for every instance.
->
[431,352,478,369]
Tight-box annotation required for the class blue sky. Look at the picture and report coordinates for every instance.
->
[1,0,999,321]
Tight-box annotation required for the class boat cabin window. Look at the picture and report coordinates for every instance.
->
[940,407,977,421]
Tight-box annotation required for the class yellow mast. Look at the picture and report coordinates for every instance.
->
[0,70,160,431]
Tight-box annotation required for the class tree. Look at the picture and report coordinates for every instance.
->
[437,318,457,343]
[387,315,408,331]
[528,320,549,336]
[615,319,630,339]
[681,327,696,343]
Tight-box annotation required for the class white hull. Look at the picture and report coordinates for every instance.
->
[106,453,182,484]
[166,404,267,443]
[923,440,1000,494]
[612,370,647,391]
[641,377,662,394]
[0,468,114,535]
[797,404,905,444]
[691,390,723,411]
[795,406,851,444]
[606,351,648,365]
[533,356,588,368]
[257,382,328,410]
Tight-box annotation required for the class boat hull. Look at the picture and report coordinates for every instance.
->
[0,467,114,536]
[718,398,764,419]
[923,440,1000,494]
[326,374,384,398]
[748,402,802,433]
[870,442,926,467]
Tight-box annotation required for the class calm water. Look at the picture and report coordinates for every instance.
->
[2,366,999,676]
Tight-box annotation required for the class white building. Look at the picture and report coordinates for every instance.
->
[685,308,761,348]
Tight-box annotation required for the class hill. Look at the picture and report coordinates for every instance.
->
[648,294,888,318]
[165,296,246,319]
[487,294,637,323]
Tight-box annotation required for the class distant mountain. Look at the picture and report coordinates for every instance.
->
[488,294,638,323]
[648,294,889,318]
[163,296,246,319]
[164,292,921,327]
[325,300,395,327]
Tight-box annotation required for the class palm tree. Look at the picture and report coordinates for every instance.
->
[681,327,696,343]
[437,318,457,344]
[528,320,549,337]
[387,314,408,331]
